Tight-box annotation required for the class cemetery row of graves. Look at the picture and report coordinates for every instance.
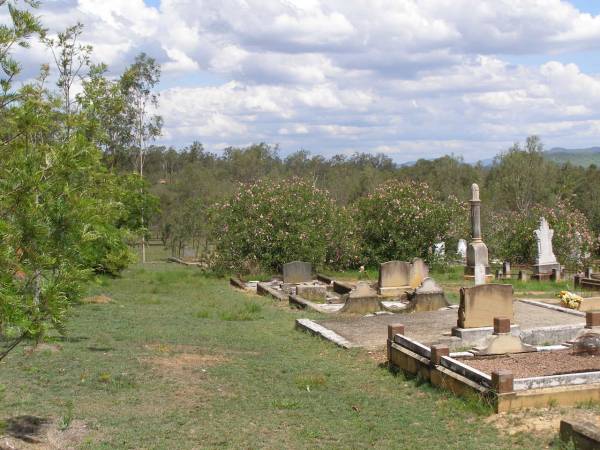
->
[229,183,600,447]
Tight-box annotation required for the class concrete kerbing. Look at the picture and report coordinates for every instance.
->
[229,277,246,290]
[517,298,585,317]
[256,282,288,301]
[514,371,600,391]
[520,323,584,346]
[295,318,357,348]
[440,355,493,388]
[560,418,600,449]
[316,273,334,284]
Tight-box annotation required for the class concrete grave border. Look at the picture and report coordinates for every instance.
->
[387,325,600,413]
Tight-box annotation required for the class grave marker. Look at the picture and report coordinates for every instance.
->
[282,261,312,283]
[457,284,514,328]
[378,260,411,296]
[533,217,561,275]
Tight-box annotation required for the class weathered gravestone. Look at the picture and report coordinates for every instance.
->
[457,239,467,259]
[282,261,312,284]
[341,282,381,314]
[474,264,486,285]
[406,277,449,312]
[533,217,561,275]
[296,284,327,302]
[378,261,411,296]
[409,258,429,288]
[502,261,511,279]
[182,245,196,261]
[465,183,490,277]
[457,284,514,328]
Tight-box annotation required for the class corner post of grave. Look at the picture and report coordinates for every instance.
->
[387,324,404,366]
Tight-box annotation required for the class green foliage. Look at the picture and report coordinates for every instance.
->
[487,201,597,269]
[356,180,467,264]
[209,177,361,274]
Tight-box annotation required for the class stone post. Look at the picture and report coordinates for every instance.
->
[470,184,482,241]
[492,370,514,394]
[387,324,405,364]
[430,344,449,367]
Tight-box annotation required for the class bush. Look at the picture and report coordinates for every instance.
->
[355,180,467,264]
[486,201,597,269]
[209,177,360,274]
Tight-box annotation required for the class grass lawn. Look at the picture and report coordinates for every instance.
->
[0,263,559,448]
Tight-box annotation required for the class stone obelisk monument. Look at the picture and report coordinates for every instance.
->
[465,183,489,278]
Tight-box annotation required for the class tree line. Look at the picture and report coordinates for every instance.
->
[144,137,600,266]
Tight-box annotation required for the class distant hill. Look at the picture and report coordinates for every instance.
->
[544,147,600,167]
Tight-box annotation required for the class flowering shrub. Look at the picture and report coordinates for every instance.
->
[355,180,467,264]
[558,290,583,309]
[208,178,361,274]
[486,201,596,270]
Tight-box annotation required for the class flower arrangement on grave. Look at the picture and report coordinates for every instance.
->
[557,290,583,309]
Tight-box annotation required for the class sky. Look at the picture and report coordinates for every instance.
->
[14,0,600,162]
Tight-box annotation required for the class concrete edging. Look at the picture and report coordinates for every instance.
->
[295,318,356,348]
[517,298,585,317]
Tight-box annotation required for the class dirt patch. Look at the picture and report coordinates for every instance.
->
[488,408,600,437]
[0,416,89,450]
[461,350,600,378]
[23,343,62,355]
[81,295,112,304]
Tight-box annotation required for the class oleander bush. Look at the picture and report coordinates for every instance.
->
[209,177,361,274]
[355,180,467,264]
[486,201,596,269]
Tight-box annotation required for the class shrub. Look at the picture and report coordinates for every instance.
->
[486,201,596,269]
[355,180,466,264]
[209,177,360,274]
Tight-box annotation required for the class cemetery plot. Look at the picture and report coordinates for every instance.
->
[234,258,448,315]
[301,300,585,350]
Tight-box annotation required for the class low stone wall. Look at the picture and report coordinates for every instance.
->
[387,323,600,413]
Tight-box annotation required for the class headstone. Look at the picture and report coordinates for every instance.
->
[465,183,490,277]
[378,261,411,296]
[282,261,312,283]
[434,242,445,256]
[533,217,561,275]
[182,245,196,261]
[457,284,514,328]
[585,267,594,278]
[408,258,429,288]
[474,264,486,285]
[457,239,467,259]
[296,284,327,302]
[495,269,502,280]
[406,277,449,312]
[518,270,528,282]
[341,282,381,314]
[502,261,511,279]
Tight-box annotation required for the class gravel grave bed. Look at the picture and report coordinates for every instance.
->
[459,350,600,378]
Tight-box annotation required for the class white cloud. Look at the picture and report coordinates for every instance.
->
[8,0,600,161]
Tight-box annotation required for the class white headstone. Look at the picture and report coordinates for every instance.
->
[434,242,445,256]
[534,217,559,266]
[474,264,486,285]
[457,239,467,258]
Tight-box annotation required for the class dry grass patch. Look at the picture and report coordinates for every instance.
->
[81,295,112,304]
[487,407,600,437]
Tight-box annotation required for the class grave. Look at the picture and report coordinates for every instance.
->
[282,261,312,283]
[405,277,449,313]
[464,184,490,279]
[339,282,382,314]
[386,311,600,413]
[377,260,411,296]
[532,217,561,276]
[456,284,514,328]
[457,239,467,260]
